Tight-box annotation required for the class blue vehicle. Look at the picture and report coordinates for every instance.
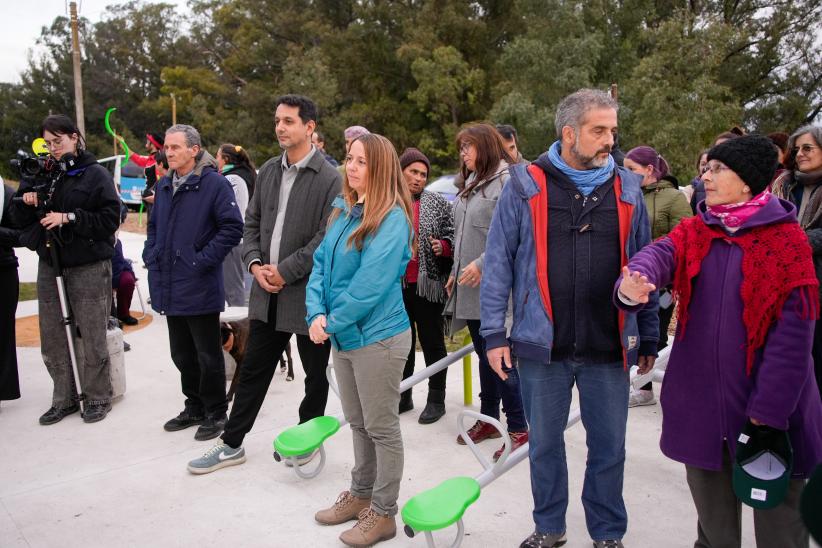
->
[98,154,146,208]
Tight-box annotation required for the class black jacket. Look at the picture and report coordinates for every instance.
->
[10,150,121,268]
[0,185,21,268]
[535,157,624,364]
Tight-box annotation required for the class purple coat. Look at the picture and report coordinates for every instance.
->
[616,196,822,476]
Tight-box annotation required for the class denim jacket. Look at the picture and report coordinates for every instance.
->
[305,197,412,351]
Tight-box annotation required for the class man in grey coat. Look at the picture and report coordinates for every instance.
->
[187,95,342,474]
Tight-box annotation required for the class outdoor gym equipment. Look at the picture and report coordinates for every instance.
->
[401,345,672,548]
[272,343,475,478]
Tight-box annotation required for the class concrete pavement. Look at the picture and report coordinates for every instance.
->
[0,230,769,548]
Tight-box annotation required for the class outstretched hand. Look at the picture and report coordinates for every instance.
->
[618,266,656,303]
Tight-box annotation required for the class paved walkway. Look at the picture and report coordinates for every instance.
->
[0,231,769,547]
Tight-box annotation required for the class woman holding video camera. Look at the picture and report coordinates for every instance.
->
[11,114,121,425]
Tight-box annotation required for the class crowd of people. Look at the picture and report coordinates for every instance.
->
[1,89,821,548]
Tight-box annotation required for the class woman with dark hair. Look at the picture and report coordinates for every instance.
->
[444,122,528,461]
[617,134,822,547]
[307,133,413,547]
[771,124,822,396]
[684,149,710,213]
[10,114,120,424]
[217,143,256,198]
[768,132,790,168]
[623,145,692,406]
[216,143,255,306]
[0,178,22,406]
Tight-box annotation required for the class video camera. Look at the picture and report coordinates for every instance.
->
[10,152,78,212]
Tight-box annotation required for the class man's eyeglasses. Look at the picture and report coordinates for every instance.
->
[792,144,819,155]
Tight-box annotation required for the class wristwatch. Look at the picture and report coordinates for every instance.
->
[67,212,76,223]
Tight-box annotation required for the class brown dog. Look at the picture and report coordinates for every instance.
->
[221,319,294,401]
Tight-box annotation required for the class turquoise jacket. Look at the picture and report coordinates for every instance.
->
[305,196,412,351]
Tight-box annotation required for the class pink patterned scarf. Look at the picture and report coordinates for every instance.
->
[706,190,772,230]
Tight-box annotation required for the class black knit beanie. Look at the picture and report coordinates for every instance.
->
[399,147,431,173]
[707,134,778,195]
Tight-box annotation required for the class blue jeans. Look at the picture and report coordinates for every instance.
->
[466,320,527,432]
[518,358,629,540]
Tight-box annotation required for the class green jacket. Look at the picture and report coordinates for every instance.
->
[642,179,693,239]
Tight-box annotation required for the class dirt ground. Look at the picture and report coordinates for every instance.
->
[15,313,153,347]
[122,211,148,235]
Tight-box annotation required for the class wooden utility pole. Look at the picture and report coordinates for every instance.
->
[69,2,86,136]
[171,93,177,125]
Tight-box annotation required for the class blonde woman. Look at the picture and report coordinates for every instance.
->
[306,133,414,547]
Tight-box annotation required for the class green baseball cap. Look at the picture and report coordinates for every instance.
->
[732,421,793,510]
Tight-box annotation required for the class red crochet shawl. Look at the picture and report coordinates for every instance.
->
[668,216,819,374]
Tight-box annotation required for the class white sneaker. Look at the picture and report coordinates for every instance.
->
[629,388,656,407]
[187,442,246,474]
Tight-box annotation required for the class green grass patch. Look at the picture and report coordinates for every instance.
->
[19,282,37,301]
[444,327,471,352]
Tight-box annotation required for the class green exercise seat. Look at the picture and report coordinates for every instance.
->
[402,476,481,532]
[273,415,340,457]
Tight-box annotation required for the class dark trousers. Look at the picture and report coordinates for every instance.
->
[466,319,527,432]
[113,270,136,320]
[401,284,448,395]
[812,320,822,399]
[167,313,227,418]
[685,450,808,548]
[0,266,20,401]
[222,295,331,448]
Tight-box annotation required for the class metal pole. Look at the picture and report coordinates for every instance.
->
[462,332,473,405]
[69,2,85,136]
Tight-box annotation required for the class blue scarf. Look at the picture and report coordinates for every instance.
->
[547,141,614,196]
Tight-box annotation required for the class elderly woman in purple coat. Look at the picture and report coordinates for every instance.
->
[616,135,822,548]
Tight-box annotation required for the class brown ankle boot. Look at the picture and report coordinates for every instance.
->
[315,491,371,525]
[339,508,396,547]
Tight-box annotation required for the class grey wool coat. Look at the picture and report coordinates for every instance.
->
[444,161,509,333]
[243,150,342,334]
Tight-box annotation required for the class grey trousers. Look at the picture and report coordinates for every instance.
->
[222,245,246,307]
[685,450,808,548]
[38,259,113,407]
[332,329,412,516]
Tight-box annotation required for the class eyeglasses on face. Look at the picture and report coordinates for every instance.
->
[704,162,732,175]
[793,144,819,155]
[459,142,473,154]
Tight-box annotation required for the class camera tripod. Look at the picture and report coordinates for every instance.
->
[45,230,86,414]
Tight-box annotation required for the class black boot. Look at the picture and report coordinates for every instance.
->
[398,389,414,414]
[418,389,446,424]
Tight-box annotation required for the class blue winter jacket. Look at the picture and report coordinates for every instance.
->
[143,152,244,316]
[480,161,659,365]
[305,197,412,351]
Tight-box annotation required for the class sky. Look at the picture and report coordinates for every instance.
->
[0,0,188,84]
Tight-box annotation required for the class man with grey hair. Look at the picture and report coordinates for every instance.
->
[143,124,243,441]
[481,89,658,547]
